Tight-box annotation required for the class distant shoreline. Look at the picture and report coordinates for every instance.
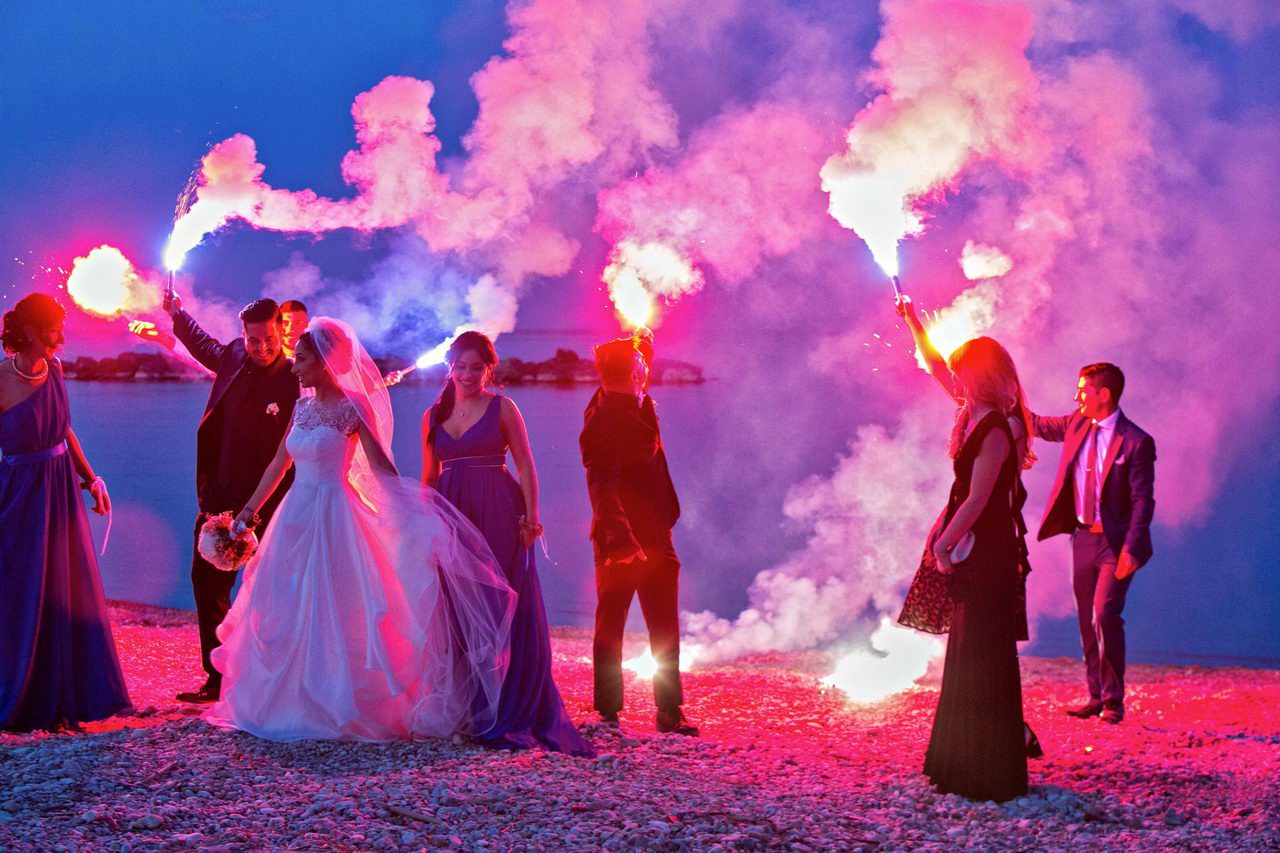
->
[62,348,707,386]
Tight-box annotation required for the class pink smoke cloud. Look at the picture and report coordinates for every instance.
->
[168,0,685,348]
[597,103,834,286]
[125,0,1278,671]
[680,0,1280,666]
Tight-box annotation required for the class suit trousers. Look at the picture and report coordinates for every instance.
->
[593,532,683,715]
[1071,529,1134,705]
[191,513,238,686]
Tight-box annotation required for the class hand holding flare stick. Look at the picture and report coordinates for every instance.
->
[890,274,905,301]
[895,293,954,398]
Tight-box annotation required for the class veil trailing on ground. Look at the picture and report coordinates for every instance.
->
[307,317,517,736]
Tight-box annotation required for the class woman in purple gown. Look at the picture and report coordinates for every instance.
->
[1,294,130,731]
[422,332,592,756]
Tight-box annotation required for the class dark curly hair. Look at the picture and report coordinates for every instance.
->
[3,293,66,354]
[239,298,282,326]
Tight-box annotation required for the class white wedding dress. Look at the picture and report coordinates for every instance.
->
[207,392,516,742]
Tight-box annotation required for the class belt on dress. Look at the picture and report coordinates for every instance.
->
[1,440,111,555]
[440,454,507,471]
[2,441,68,465]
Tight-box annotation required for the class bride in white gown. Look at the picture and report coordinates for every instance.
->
[206,318,516,742]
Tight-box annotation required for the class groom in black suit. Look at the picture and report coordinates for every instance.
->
[164,292,300,703]
[580,332,697,736]
[1032,362,1156,724]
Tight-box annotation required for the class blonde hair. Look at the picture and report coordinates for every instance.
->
[946,336,1035,469]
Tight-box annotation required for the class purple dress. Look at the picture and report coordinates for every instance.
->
[431,395,592,756]
[0,362,130,730]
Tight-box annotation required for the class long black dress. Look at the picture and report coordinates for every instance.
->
[923,411,1027,802]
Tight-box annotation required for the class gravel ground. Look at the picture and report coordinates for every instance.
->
[1,602,1277,851]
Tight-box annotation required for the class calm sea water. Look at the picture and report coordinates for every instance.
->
[68,381,713,628]
[65,381,1280,668]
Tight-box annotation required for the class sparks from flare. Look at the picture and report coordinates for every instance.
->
[921,308,979,362]
[162,153,222,276]
[910,253,1009,364]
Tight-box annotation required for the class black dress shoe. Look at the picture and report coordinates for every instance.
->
[1100,702,1124,725]
[656,709,699,736]
[599,712,620,727]
[1024,723,1044,759]
[1065,701,1105,719]
[176,684,220,704]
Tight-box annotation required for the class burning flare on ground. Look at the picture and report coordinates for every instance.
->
[66,246,158,317]
[821,617,942,704]
[622,645,699,679]
[602,240,701,330]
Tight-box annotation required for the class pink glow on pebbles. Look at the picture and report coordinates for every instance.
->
[1,602,1277,849]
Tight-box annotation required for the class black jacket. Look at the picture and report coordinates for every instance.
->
[580,390,680,562]
[172,310,300,515]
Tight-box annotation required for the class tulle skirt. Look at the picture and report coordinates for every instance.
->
[207,472,515,742]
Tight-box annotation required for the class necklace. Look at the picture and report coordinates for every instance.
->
[9,355,48,382]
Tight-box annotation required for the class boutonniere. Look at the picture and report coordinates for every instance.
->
[266,402,280,420]
[1115,453,1126,465]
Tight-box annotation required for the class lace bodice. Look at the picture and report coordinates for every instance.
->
[287,397,361,487]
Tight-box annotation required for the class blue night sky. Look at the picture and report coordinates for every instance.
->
[2,1,1278,663]
[1,1,514,319]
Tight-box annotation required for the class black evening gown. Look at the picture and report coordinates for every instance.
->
[923,411,1028,802]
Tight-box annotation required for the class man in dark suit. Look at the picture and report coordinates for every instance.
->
[580,332,697,736]
[164,292,300,703]
[1032,362,1156,724]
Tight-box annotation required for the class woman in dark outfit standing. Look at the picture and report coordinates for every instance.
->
[898,297,1037,802]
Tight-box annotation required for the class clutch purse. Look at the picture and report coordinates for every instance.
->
[950,531,975,563]
[898,508,955,635]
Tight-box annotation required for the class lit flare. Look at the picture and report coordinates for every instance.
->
[66,246,157,317]
[622,645,698,679]
[821,617,941,704]
[820,167,923,278]
[602,240,700,330]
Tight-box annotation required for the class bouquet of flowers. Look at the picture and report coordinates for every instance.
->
[197,512,259,572]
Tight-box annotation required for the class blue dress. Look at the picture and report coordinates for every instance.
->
[431,395,592,756]
[0,362,130,730]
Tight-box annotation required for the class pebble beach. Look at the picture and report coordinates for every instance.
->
[1,602,1277,851]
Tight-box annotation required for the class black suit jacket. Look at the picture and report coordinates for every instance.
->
[172,310,300,515]
[580,390,681,562]
[1031,409,1156,566]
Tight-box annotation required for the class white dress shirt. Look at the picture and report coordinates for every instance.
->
[1074,409,1121,523]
